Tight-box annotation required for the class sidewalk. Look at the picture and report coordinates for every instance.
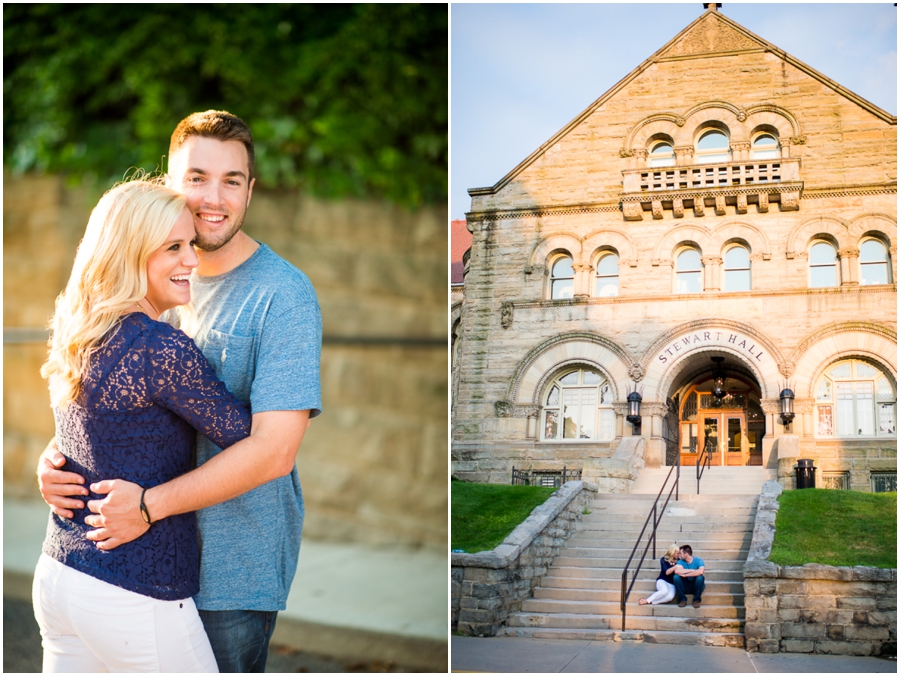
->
[4,497,447,671]
[451,635,896,673]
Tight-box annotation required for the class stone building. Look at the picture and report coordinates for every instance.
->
[452,6,896,493]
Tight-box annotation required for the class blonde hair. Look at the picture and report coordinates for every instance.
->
[41,180,188,408]
[664,544,681,564]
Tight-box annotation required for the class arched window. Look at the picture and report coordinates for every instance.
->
[675,248,703,293]
[751,133,779,160]
[595,253,619,297]
[649,141,675,167]
[860,239,891,285]
[696,130,731,164]
[550,255,574,299]
[815,359,896,438]
[542,367,615,441]
[723,245,751,291]
[809,241,838,288]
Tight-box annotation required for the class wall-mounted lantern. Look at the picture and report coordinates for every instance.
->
[711,356,727,402]
[779,387,795,427]
[626,390,642,426]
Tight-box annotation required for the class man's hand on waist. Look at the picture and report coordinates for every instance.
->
[84,479,150,550]
[37,437,89,519]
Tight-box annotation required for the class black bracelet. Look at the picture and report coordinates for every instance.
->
[139,487,153,525]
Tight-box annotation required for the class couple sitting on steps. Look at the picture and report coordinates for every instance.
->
[638,544,706,609]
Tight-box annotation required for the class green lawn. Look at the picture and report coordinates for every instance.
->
[770,489,896,568]
[451,481,557,553]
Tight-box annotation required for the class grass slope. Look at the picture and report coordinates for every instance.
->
[770,489,896,568]
[451,481,557,553]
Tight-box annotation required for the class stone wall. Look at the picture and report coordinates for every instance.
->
[3,172,448,549]
[451,480,598,636]
[775,436,897,493]
[743,481,897,656]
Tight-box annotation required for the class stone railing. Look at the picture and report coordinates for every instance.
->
[619,158,802,220]
[451,480,598,637]
[743,481,897,656]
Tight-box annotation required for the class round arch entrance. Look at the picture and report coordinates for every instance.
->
[663,351,767,467]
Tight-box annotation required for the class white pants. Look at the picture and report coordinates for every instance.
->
[646,579,676,605]
[32,554,218,673]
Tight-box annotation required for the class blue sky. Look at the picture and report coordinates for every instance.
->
[451,3,897,219]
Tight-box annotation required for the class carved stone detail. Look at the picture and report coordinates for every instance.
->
[779,360,796,378]
[675,116,686,127]
[619,149,635,158]
[673,198,684,218]
[701,256,723,266]
[780,191,800,211]
[674,146,694,158]
[715,194,726,215]
[661,13,760,57]
[731,142,751,152]
[737,193,748,214]
[494,400,514,417]
[838,248,860,259]
[500,301,514,329]
[651,200,664,220]
[525,264,548,276]
[760,399,781,415]
[758,193,769,213]
[515,404,542,418]
[693,199,705,217]
[736,110,747,122]
[623,202,644,221]
[794,398,814,414]
[642,403,669,417]
[634,149,649,160]
[612,403,629,416]
[629,364,646,381]
[790,135,807,145]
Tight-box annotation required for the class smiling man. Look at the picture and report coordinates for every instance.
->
[37,110,323,672]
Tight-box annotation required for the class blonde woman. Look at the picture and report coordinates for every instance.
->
[638,544,681,606]
[33,181,252,672]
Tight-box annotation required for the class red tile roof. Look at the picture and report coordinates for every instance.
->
[451,218,472,284]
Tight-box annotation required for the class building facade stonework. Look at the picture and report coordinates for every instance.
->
[452,9,897,491]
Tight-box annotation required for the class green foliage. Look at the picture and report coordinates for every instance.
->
[451,482,557,553]
[4,4,447,208]
[770,489,896,568]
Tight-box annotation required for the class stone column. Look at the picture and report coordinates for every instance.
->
[839,248,860,286]
[702,256,722,291]
[779,137,792,159]
[633,148,648,170]
[573,264,592,298]
[731,141,751,162]
[674,146,694,167]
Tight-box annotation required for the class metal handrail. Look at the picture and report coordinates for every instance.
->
[619,463,680,631]
[696,438,713,494]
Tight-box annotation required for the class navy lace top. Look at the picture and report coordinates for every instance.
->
[657,556,676,584]
[41,313,251,601]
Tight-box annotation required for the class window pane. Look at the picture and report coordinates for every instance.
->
[855,362,878,378]
[552,257,574,278]
[753,135,777,147]
[650,143,673,157]
[547,386,559,406]
[677,249,701,270]
[876,376,894,401]
[579,389,597,439]
[752,148,779,159]
[677,271,702,293]
[861,262,888,285]
[583,371,602,385]
[836,383,854,435]
[544,411,558,439]
[697,152,730,164]
[810,243,836,265]
[599,383,610,404]
[817,406,834,436]
[597,255,619,276]
[559,372,578,385]
[879,404,896,435]
[725,247,749,268]
[596,279,619,297]
[856,382,874,436]
[552,279,574,299]
[599,409,615,440]
[810,265,836,288]
[816,379,832,402]
[860,239,887,262]
[829,362,852,378]
[724,269,751,292]
[698,131,728,150]
[563,390,578,438]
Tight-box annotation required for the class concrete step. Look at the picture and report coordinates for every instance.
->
[580,512,755,524]
[560,547,749,560]
[564,535,752,548]
[521,599,745,620]
[546,567,743,583]
[576,522,754,533]
[538,576,746,594]
[552,556,746,571]
[500,626,746,648]
[631,468,775,495]
[507,612,743,634]
[533,587,744,606]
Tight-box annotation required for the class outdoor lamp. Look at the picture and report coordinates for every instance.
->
[626,390,642,425]
[711,357,727,401]
[779,388,795,427]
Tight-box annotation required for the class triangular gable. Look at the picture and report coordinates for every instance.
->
[469,9,896,199]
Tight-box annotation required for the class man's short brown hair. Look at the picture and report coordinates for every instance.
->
[680,544,692,556]
[169,110,255,180]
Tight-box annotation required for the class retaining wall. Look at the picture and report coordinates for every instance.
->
[451,480,598,636]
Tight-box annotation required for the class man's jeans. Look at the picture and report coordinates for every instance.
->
[198,609,278,673]
[673,574,705,603]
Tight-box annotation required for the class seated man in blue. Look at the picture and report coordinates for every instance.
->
[673,544,705,608]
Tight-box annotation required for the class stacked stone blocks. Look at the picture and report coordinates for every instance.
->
[743,481,897,656]
[452,481,598,636]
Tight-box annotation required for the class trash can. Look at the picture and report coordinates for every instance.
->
[795,458,817,489]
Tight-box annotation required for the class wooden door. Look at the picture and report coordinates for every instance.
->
[698,412,747,466]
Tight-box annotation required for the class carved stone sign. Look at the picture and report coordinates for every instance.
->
[656,330,769,365]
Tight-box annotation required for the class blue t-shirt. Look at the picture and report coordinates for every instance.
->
[188,243,322,611]
[681,555,705,572]
[43,313,251,601]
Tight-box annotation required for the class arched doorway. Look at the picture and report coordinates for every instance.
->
[667,356,766,467]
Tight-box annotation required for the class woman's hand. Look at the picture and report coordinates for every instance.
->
[84,479,150,549]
